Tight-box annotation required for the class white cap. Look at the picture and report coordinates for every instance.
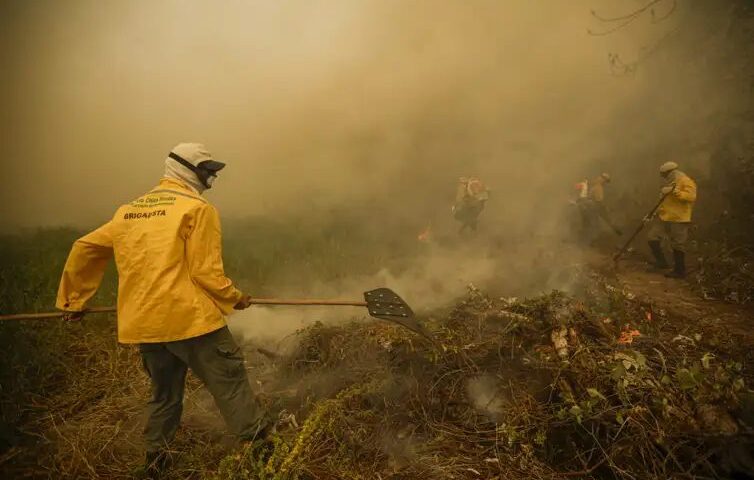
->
[659,161,679,174]
[169,143,225,171]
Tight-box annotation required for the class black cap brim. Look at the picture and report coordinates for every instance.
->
[198,160,226,172]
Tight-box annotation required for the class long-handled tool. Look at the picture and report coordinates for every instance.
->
[612,188,673,264]
[0,288,433,340]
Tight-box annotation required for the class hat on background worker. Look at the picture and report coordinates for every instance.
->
[659,161,679,176]
[165,143,226,193]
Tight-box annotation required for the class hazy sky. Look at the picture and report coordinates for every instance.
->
[0,0,727,231]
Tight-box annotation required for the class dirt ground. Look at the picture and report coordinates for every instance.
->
[611,254,754,356]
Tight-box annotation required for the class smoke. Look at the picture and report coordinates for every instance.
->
[2,0,734,231]
[226,235,592,344]
[229,305,342,345]
[1,1,747,336]
[227,242,499,342]
[467,375,507,422]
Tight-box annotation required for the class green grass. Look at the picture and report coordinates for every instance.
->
[223,210,422,295]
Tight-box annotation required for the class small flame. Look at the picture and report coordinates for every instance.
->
[617,325,641,345]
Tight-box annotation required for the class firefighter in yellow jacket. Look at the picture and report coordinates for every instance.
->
[452,176,489,234]
[56,143,267,476]
[575,173,622,244]
[646,161,697,278]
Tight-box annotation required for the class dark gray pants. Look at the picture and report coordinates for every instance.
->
[646,219,690,252]
[139,327,267,453]
[454,202,485,233]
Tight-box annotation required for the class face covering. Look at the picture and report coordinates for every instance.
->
[164,158,207,194]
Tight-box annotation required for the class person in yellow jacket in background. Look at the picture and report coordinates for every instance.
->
[646,161,697,278]
[452,176,489,234]
[56,143,267,478]
[575,172,622,244]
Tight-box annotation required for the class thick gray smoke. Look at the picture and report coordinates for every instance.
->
[1,0,735,232]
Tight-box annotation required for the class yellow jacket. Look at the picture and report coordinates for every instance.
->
[56,178,244,344]
[658,171,697,223]
[589,176,606,203]
[455,177,488,205]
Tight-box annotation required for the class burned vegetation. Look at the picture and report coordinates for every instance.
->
[216,274,753,480]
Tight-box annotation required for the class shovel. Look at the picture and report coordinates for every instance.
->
[0,288,433,340]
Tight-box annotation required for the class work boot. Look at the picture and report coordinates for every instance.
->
[647,241,669,271]
[665,249,686,278]
[143,450,172,480]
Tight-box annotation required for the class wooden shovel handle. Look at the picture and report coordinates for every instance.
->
[0,299,368,321]
[0,306,116,321]
[613,188,674,262]
[249,298,367,307]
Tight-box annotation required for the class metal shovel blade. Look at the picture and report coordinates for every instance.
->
[363,288,433,340]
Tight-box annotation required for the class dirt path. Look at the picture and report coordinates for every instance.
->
[593,253,754,362]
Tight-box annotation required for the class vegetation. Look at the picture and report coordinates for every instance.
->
[213,283,754,479]
[0,215,752,479]
[0,214,417,478]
